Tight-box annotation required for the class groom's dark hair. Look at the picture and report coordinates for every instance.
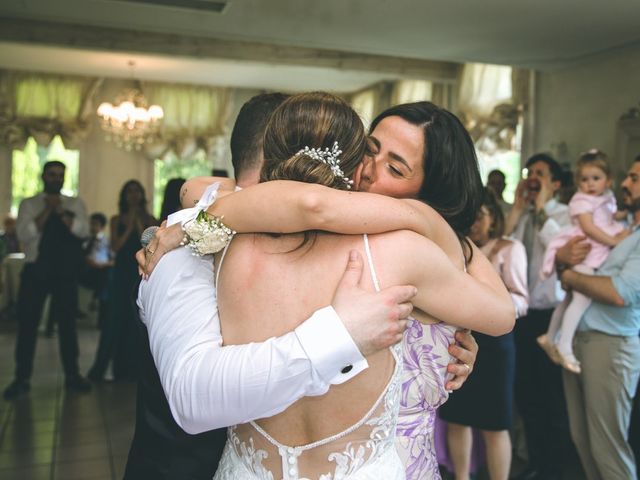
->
[230,93,290,178]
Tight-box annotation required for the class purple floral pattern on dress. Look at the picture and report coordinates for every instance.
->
[395,318,457,480]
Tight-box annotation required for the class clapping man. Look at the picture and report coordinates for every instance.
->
[3,161,91,400]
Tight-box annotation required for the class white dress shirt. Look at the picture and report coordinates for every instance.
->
[16,192,89,263]
[511,198,570,310]
[137,246,368,435]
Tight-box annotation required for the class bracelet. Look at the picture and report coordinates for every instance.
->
[555,262,569,277]
[182,210,235,256]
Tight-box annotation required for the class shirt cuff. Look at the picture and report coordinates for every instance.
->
[611,275,632,306]
[295,306,368,385]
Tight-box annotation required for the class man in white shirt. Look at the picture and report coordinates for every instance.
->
[506,153,572,480]
[4,161,91,400]
[126,94,478,479]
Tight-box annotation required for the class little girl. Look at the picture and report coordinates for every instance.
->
[538,149,628,374]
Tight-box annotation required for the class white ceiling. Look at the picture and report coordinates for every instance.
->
[0,42,402,92]
[1,0,639,91]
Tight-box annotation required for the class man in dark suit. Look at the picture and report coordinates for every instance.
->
[4,161,91,400]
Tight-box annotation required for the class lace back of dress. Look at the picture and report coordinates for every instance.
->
[220,235,403,480]
[227,342,401,479]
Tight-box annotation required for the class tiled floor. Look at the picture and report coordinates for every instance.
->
[0,314,136,480]
[0,306,588,480]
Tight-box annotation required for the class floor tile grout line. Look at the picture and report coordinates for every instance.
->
[0,403,14,450]
[98,385,117,480]
[49,365,63,480]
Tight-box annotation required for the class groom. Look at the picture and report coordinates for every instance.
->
[126,93,478,479]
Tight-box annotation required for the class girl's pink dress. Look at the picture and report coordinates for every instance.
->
[542,190,624,277]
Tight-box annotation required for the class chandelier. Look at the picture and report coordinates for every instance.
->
[97,63,164,151]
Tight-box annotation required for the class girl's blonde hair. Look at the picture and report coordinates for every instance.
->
[575,149,611,182]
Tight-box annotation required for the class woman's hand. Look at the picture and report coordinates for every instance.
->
[136,222,186,277]
[445,329,478,391]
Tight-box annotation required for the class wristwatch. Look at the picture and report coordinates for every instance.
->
[555,262,569,278]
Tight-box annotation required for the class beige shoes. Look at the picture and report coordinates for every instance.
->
[536,334,581,374]
[536,334,562,365]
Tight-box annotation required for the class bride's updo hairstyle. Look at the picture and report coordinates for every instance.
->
[260,92,368,189]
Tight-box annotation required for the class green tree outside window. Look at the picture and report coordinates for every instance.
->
[11,136,79,215]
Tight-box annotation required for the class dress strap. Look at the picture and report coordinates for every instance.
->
[363,234,381,292]
[214,239,234,290]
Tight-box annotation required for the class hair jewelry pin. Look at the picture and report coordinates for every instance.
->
[297,141,354,189]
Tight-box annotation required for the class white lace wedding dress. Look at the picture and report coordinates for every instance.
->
[213,235,405,480]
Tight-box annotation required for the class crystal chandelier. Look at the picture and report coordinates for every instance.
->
[97,63,164,151]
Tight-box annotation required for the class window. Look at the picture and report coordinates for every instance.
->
[153,149,215,218]
[477,150,521,203]
[11,136,80,215]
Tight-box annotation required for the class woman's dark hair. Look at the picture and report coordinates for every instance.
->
[118,179,148,214]
[159,177,186,222]
[481,187,505,239]
[370,101,483,262]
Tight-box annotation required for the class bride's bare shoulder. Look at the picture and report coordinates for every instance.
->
[368,230,443,263]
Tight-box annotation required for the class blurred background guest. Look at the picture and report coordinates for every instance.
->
[159,177,186,224]
[439,188,528,480]
[0,215,20,301]
[557,168,577,205]
[211,168,229,177]
[487,169,512,215]
[0,215,21,258]
[3,160,91,400]
[88,180,157,382]
[80,212,112,330]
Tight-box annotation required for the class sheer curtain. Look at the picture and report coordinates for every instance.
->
[458,64,512,120]
[0,70,101,149]
[457,63,525,203]
[457,63,520,153]
[348,83,392,128]
[391,80,433,105]
[349,79,457,129]
[144,82,232,160]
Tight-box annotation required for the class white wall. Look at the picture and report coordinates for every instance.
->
[80,78,154,220]
[533,43,640,180]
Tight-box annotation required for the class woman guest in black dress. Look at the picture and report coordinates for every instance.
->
[88,180,157,381]
[439,189,529,480]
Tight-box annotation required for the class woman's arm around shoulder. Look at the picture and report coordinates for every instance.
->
[370,230,515,336]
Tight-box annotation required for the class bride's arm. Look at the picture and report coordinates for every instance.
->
[182,178,438,239]
[177,177,508,304]
[190,178,508,306]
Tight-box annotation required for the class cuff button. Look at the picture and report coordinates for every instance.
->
[341,365,353,374]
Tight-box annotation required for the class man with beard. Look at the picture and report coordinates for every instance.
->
[555,156,640,480]
[3,160,91,400]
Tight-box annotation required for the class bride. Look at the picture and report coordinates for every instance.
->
[204,92,514,479]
